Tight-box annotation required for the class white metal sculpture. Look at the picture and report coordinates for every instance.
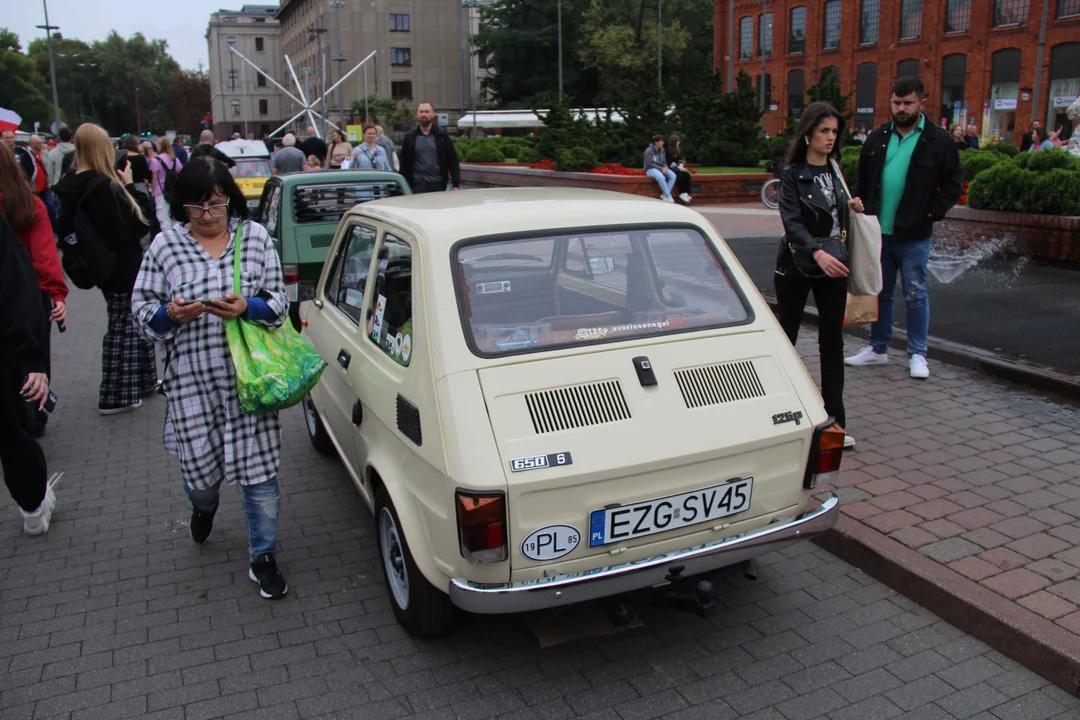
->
[228,46,377,139]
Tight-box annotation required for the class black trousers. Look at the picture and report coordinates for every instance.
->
[0,356,48,513]
[412,180,446,194]
[774,271,848,430]
[675,170,692,195]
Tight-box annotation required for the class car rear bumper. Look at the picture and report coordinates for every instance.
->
[448,493,839,614]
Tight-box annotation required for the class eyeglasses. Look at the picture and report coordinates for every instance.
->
[183,203,230,219]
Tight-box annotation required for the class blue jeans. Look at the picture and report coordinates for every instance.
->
[185,478,280,561]
[869,235,931,358]
[37,190,57,233]
[646,167,677,197]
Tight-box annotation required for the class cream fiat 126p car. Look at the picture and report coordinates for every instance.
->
[300,188,843,636]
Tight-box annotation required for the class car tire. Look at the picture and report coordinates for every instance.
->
[302,394,336,457]
[375,485,453,637]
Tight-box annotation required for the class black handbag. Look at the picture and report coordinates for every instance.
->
[789,230,848,278]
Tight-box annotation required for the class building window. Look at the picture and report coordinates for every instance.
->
[823,1,841,50]
[222,16,237,23]
[255,37,264,52]
[391,81,413,100]
[990,48,1022,141]
[1061,0,1080,16]
[758,13,773,57]
[257,72,266,88]
[477,51,489,69]
[900,0,923,38]
[946,0,972,31]
[253,17,265,22]
[260,123,270,137]
[789,7,807,54]
[390,47,411,66]
[941,54,967,126]
[226,36,236,48]
[861,0,880,44]
[738,17,753,61]
[897,58,920,79]
[757,73,772,107]
[259,99,268,115]
[994,0,1029,25]
[231,100,241,117]
[389,13,410,31]
[855,62,877,129]
[788,69,805,117]
[1048,43,1080,138]
[228,69,239,89]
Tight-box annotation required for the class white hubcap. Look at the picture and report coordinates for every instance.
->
[379,507,409,610]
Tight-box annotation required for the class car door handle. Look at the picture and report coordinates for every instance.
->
[337,349,351,369]
[352,400,363,426]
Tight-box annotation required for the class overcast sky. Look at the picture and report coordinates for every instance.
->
[6,0,235,70]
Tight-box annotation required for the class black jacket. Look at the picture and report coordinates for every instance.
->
[775,159,850,275]
[189,143,236,168]
[399,124,461,189]
[855,116,964,243]
[54,170,149,294]
[0,215,49,375]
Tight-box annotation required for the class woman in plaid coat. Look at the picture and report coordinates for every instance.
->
[131,158,291,600]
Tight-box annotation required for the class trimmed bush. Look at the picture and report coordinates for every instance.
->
[1030,168,1080,215]
[464,144,506,163]
[453,139,472,162]
[515,146,540,164]
[841,154,859,189]
[967,163,1031,213]
[1016,147,1080,173]
[968,161,1080,216]
[556,146,598,173]
[960,150,1008,183]
[984,142,1020,157]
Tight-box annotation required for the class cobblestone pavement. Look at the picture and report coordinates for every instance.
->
[3,288,1080,720]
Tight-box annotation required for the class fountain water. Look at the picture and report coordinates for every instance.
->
[926,232,1021,284]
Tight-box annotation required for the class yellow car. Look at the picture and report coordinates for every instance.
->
[216,140,273,214]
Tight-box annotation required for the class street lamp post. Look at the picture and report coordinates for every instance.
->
[463,0,480,134]
[657,0,662,88]
[37,0,62,133]
[557,0,563,101]
[330,0,346,129]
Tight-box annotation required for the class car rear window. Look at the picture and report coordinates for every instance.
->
[230,159,272,178]
[455,226,751,356]
[292,182,405,224]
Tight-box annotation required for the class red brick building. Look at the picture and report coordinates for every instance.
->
[713,0,1080,144]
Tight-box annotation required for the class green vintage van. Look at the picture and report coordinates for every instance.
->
[254,170,411,329]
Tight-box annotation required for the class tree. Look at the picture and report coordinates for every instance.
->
[475,0,600,108]
[0,29,54,131]
[28,36,93,126]
[806,65,854,125]
[167,69,210,135]
[680,69,764,166]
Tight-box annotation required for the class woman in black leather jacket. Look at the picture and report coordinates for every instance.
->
[774,101,865,448]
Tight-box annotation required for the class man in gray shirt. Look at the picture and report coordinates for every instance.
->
[399,102,461,193]
[272,133,307,175]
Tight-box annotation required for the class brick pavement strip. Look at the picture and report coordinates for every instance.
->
[2,288,1080,718]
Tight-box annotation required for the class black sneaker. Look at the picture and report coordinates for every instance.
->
[190,504,217,544]
[249,553,288,599]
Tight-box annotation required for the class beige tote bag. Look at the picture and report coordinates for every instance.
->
[831,159,883,296]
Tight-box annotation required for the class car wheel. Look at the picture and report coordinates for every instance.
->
[302,394,336,456]
[375,485,453,637]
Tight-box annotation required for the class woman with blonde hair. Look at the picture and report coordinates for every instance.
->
[54,123,157,415]
[149,136,180,231]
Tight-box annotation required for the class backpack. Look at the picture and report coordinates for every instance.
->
[59,150,76,182]
[160,156,180,203]
[58,176,117,290]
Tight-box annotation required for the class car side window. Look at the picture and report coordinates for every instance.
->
[366,233,413,367]
[325,223,377,325]
[262,183,281,237]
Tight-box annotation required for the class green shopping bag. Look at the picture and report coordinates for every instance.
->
[224,222,327,413]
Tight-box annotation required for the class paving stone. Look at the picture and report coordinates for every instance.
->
[920,538,985,564]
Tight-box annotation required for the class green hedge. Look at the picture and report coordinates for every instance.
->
[556,146,598,173]
[960,150,1009,183]
[464,144,506,163]
[967,149,1080,216]
[984,142,1020,157]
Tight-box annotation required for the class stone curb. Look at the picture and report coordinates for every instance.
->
[815,516,1080,696]
[760,291,1080,402]
[761,293,1080,694]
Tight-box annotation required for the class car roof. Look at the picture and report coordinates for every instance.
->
[348,188,707,245]
[272,170,409,187]
[215,139,271,158]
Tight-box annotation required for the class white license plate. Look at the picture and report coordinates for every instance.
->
[588,477,753,547]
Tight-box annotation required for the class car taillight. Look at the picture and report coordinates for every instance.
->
[455,491,507,564]
[283,264,300,286]
[804,418,845,489]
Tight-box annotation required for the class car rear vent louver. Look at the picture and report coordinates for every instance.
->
[309,233,335,248]
[674,360,766,409]
[525,380,631,434]
[396,394,422,446]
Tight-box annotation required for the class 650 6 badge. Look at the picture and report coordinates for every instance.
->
[509,452,573,473]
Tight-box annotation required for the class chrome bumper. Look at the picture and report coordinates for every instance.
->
[449,493,839,615]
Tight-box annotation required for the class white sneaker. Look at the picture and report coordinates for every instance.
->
[845,346,888,367]
[910,354,930,379]
[98,399,142,416]
[844,434,856,449]
[660,194,674,203]
[679,192,691,203]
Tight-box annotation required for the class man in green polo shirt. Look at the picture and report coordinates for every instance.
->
[845,76,964,380]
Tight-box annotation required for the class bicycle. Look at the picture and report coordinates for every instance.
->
[761,177,780,209]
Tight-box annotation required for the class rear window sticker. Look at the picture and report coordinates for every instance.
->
[476,281,511,294]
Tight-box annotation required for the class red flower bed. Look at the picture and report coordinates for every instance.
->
[528,159,556,170]
[587,163,645,176]
[958,181,970,206]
